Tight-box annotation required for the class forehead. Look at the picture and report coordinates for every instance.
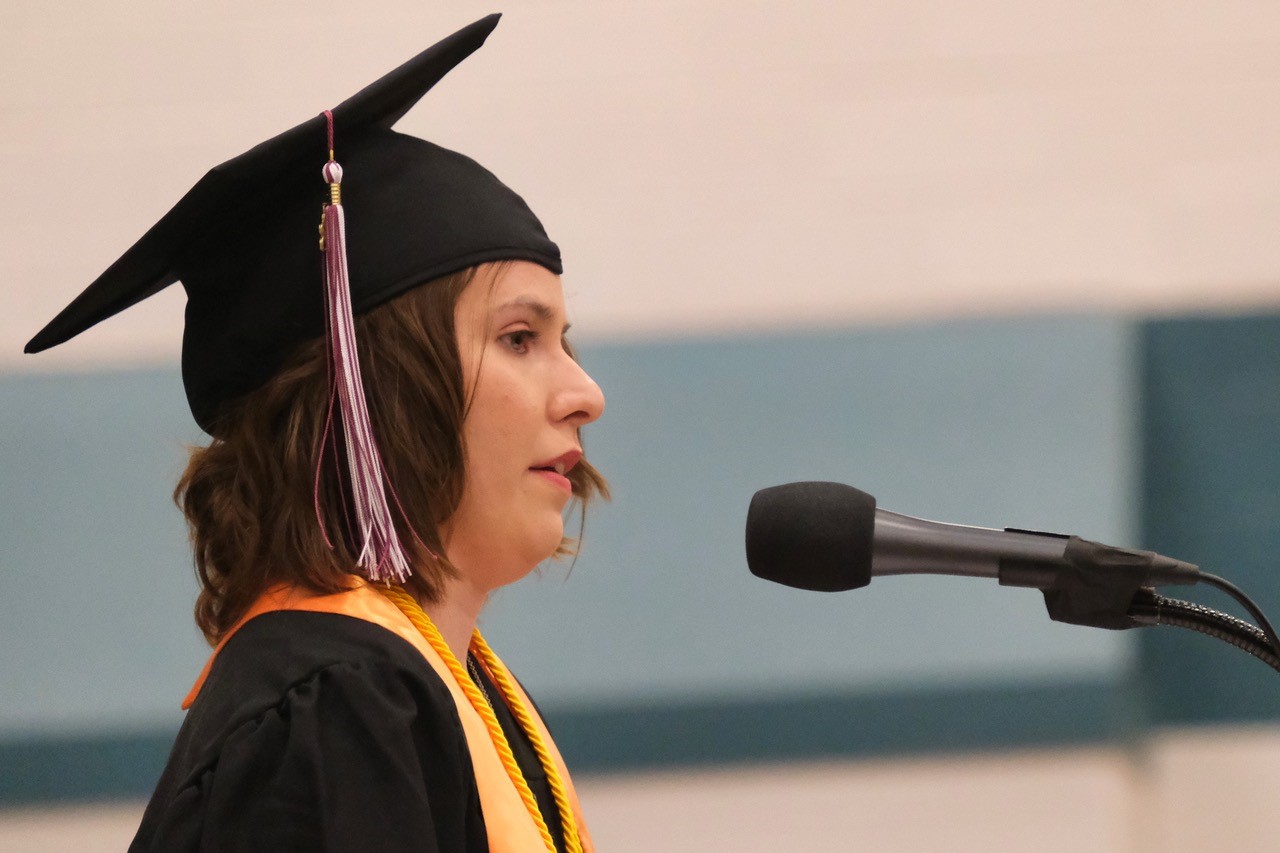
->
[487,261,565,312]
[454,261,567,339]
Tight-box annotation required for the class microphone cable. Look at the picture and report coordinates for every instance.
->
[1127,586,1280,674]
[1195,572,1280,658]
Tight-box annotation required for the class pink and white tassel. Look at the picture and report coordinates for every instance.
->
[317,109,411,584]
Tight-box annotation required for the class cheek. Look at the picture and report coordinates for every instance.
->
[461,372,535,490]
[467,389,517,451]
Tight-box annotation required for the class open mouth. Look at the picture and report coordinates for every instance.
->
[529,450,580,494]
[529,465,573,494]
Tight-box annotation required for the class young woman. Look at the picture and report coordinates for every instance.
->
[26,15,604,853]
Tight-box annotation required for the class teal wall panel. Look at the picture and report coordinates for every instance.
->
[1139,316,1280,722]
[0,314,1140,801]
[0,371,206,736]
[486,316,1138,701]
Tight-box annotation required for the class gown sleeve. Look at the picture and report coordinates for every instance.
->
[134,657,486,853]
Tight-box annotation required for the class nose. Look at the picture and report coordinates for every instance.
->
[551,352,605,427]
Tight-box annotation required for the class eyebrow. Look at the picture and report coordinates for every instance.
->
[495,296,571,333]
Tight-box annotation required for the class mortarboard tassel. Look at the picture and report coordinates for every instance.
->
[318,109,412,585]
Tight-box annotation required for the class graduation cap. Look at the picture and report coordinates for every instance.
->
[25,13,562,583]
[26,13,559,428]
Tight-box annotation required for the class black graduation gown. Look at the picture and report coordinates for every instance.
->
[129,610,566,852]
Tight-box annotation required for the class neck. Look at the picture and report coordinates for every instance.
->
[421,574,489,662]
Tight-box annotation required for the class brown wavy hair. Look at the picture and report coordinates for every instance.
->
[177,264,608,645]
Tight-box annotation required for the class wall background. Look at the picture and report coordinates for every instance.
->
[4,2,1280,850]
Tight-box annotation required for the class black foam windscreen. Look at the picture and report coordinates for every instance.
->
[745,481,877,592]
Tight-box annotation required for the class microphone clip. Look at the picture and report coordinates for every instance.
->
[999,535,1199,630]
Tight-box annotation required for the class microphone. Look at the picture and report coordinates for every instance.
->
[746,481,1280,666]
[745,481,1200,597]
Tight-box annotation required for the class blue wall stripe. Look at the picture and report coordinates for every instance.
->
[1,317,1135,739]
[0,314,1140,807]
[0,731,176,806]
[18,310,1280,805]
[0,676,1134,806]
[550,677,1139,773]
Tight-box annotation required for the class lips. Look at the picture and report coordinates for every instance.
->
[531,449,582,475]
[530,449,581,495]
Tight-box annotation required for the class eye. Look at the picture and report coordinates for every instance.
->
[501,329,538,354]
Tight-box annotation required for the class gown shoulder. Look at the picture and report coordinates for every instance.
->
[129,610,487,853]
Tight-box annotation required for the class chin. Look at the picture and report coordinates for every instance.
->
[488,519,565,588]
[525,519,567,565]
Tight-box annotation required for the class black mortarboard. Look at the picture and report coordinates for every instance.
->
[25,13,561,436]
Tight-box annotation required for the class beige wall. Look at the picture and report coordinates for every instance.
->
[5,727,1279,852]
[588,727,1280,852]
[8,1,1280,371]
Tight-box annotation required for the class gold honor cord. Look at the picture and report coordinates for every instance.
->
[377,585,583,853]
[470,631,583,853]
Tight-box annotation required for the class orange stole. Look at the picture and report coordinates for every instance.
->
[184,583,593,853]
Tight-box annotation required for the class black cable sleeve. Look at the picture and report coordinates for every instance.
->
[1128,590,1280,674]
